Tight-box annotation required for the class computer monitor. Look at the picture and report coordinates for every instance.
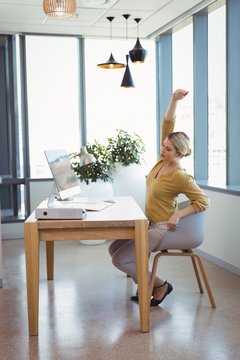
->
[44,149,81,201]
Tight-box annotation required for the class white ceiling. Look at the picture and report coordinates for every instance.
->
[0,0,213,39]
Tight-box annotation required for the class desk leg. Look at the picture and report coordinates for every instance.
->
[24,222,39,336]
[46,241,54,280]
[135,219,150,333]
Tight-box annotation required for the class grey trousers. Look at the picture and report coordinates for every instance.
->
[108,223,168,284]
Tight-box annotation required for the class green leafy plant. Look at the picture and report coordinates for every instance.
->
[70,141,115,185]
[70,129,146,184]
[107,129,146,166]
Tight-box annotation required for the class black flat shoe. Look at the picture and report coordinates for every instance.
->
[130,291,139,302]
[130,290,152,302]
[150,281,173,307]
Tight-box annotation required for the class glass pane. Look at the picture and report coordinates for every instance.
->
[25,36,80,178]
[84,38,156,171]
[15,36,24,178]
[15,36,26,216]
[208,5,226,185]
[172,23,194,176]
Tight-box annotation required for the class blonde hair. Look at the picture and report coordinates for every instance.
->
[168,131,192,157]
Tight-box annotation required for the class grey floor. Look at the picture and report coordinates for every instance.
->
[0,239,239,360]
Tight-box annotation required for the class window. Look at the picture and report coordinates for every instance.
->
[158,1,238,192]
[25,36,80,178]
[0,35,27,220]
[208,6,226,185]
[172,23,194,175]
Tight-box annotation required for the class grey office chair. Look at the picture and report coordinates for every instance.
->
[149,211,216,308]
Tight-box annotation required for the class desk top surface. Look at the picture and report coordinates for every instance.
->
[26,196,147,228]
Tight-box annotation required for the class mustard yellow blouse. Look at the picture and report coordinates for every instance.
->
[145,117,210,222]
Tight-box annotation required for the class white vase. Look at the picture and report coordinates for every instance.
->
[79,180,114,245]
[112,163,147,212]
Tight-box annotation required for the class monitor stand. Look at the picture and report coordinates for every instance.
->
[47,182,76,208]
[47,183,60,208]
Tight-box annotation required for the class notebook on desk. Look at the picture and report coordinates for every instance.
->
[55,197,114,211]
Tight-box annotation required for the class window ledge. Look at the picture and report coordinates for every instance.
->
[197,180,240,196]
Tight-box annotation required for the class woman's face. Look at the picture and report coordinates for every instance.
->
[161,138,179,162]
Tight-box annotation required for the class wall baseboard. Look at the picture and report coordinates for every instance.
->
[195,249,240,276]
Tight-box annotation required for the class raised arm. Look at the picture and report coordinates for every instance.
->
[165,89,189,121]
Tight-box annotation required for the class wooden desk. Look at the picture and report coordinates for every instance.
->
[24,196,150,335]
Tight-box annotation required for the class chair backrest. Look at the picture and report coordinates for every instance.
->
[154,211,206,251]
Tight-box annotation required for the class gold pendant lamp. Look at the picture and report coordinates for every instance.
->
[43,0,77,19]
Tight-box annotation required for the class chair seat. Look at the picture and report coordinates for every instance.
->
[154,211,205,251]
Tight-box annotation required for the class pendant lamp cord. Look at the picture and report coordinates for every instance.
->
[107,16,114,41]
[135,18,141,38]
[123,14,130,41]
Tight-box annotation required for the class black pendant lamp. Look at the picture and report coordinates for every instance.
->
[121,55,134,88]
[129,18,147,64]
[121,14,134,88]
[97,17,125,69]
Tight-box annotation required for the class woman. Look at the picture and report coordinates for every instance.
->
[108,89,210,306]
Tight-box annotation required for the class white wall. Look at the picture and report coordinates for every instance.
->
[199,190,240,271]
[2,183,240,274]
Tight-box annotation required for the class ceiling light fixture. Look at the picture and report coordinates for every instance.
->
[121,55,135,88]
[97,17,125,69]
[43,0,77,19]
[129,18,147,64]
[120,14,134,88]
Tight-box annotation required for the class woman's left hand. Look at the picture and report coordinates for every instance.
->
[167,213,180,231]
[172,89,189,101]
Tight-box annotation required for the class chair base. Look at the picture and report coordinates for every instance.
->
[149,249,216,309]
